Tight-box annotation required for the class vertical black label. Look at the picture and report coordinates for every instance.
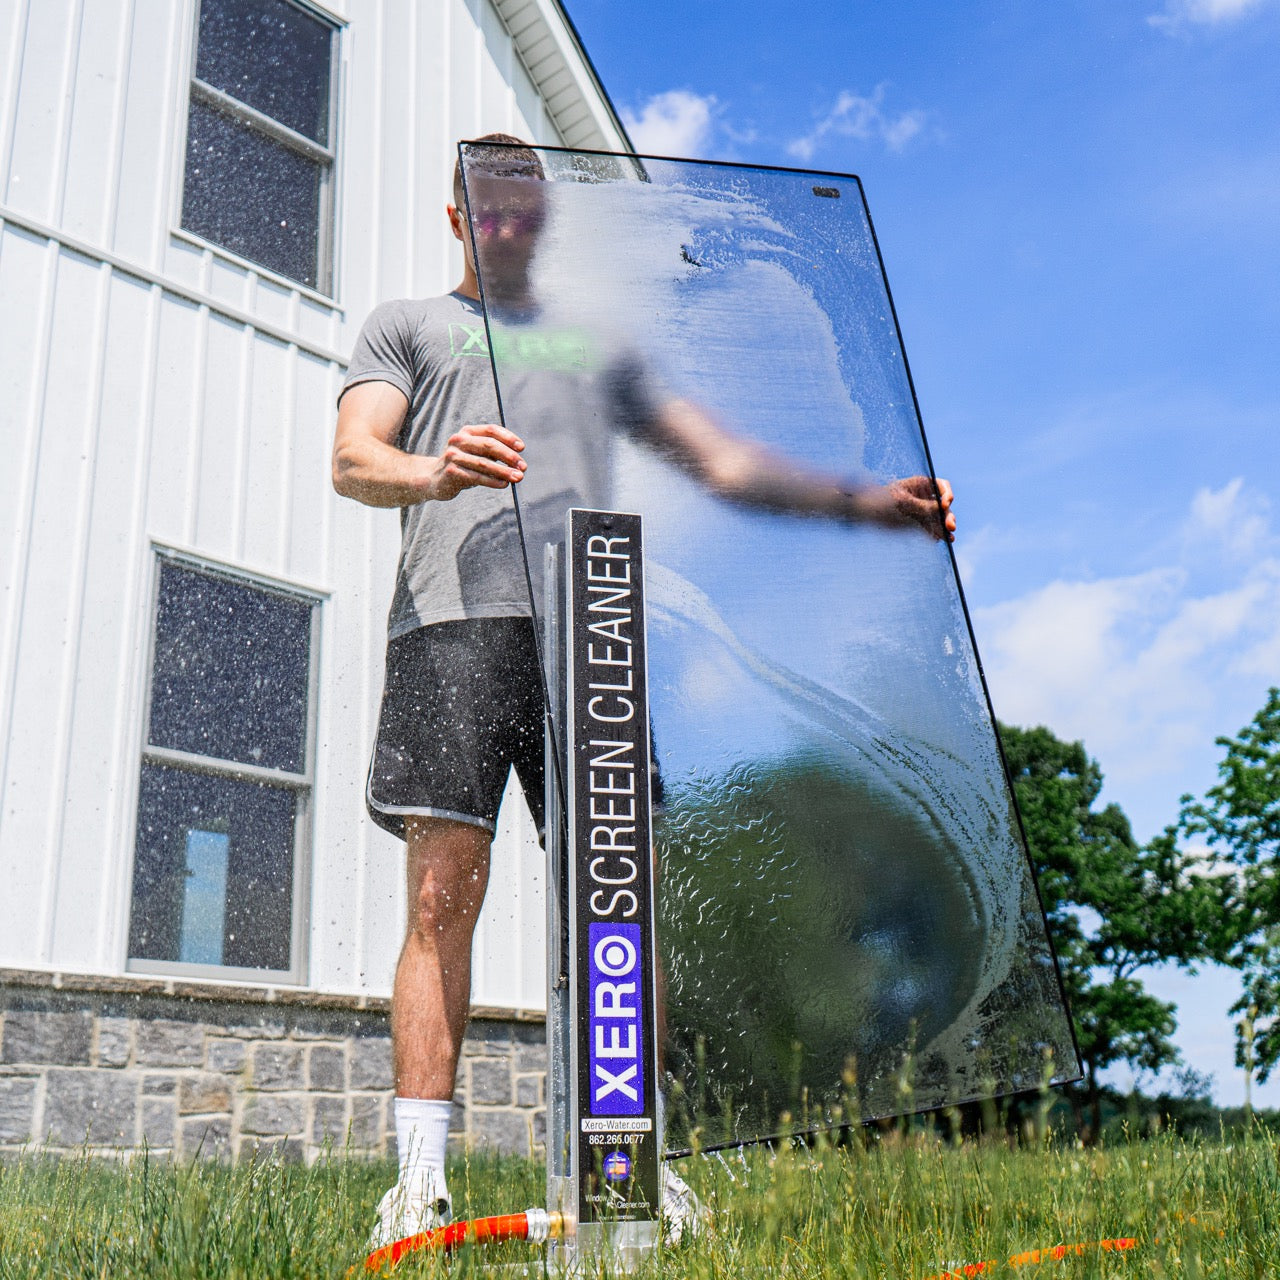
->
[567,509,660,1225]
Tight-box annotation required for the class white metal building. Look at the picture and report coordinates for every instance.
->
[1,0,629,1046]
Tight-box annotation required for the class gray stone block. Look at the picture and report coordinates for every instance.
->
[96,1018,133,1068]
[140,1097,176,1149]
[349,1094,384,1150]
[141,1073,177,1095]
[240,1135,304,1163]
[470,1109,530,1156]
[207,1039,247,1074]
[2,1011,93,1066]
[181,1116,231,1160]
[44,1068,137,1145]
[291,1018,350,1040]
[308,1045,346,1092]
[242,1094,305,1136]
[0,1076,36,1142]
[463,1027,513,1057]
[250,1044,304,1091]
[227,1020,285,1040]
[178,1073,232,1115]
[515,1074,542,1108]
[449,1100,467,1134]
[311,1095,347,1146]
[470,1059,512,1106]
[532,1109,546,1149]
[136,1020,205,1067]
[515,1042,548,1073]
[349,1037,392,1090]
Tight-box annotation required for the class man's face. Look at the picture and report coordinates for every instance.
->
[456,176,546,297]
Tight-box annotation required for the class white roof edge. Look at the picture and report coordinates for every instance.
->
[490,0,634,154]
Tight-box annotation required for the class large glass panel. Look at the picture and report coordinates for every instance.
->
[128,764,296,972]
[182,99,323,287]
[461,143,1079,1152]
[148,560,313,773]
[195,0,333,144]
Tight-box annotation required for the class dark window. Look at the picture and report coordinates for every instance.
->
[147,560,312,772]
[128,556,318,978]
[181,0,338,291]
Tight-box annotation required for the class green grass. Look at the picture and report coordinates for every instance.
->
[1,1131,1276,1278]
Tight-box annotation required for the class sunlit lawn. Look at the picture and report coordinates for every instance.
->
[1,1129,1276,1278]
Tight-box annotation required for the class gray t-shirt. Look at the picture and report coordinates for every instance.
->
[341,292,657,638]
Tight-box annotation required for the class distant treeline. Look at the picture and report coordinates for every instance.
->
[999,691,1280,1142]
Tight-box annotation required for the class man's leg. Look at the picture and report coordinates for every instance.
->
[393,815,492,1098]
[371,815,491,1245]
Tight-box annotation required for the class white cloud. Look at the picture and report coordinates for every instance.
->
[1150,0,1274,31]
[786,85,927,163]
[1186,475,1269,560]
[974,479,1280,824]
[622,90,718,159]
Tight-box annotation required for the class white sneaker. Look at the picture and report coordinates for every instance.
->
[367,1173,452,1251]
[660,1162,706,1243]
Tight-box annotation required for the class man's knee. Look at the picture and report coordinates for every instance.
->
[405,819,491,940]
[408,867,486,938]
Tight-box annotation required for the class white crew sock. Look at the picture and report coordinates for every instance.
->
[394,1097,453,1192]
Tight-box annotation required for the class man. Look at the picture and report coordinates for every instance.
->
[333,135,956,1247]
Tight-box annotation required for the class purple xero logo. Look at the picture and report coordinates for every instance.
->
[588,923,644,1116]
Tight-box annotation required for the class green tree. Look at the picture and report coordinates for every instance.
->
[1000,723,1222,1139]
[1181,688,1280,1086]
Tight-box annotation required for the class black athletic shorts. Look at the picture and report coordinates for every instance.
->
[366,617,546,839]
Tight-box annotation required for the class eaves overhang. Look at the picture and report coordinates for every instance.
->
[491,0,635,154]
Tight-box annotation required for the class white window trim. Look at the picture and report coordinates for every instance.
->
[173,0,345,297]
[122,544,324,986]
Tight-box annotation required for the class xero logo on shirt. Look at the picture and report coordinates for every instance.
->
[449,322,489,357]
[448,322,596,373]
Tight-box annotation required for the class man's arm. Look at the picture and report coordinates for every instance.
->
[332,381,526,508]
[647,398,956,541]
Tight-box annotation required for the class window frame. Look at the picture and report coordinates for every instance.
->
[177,0,343,296]
[124,545,323,986]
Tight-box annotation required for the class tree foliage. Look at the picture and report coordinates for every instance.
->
[1181,687,1280,1083]
[999,722,1222,1136]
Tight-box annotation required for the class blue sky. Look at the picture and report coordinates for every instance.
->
[563,0,1280,1105]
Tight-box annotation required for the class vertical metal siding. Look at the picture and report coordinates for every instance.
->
[4,0,80,221]
[96,281,164,973]
[59,0,131,242]
[0,0,594,1009]
[112,0,185,266]
[0,231,60,957]
[47,267,151,969]
[5,246,104,958]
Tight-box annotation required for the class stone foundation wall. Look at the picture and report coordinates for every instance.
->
[0,969,546,1163]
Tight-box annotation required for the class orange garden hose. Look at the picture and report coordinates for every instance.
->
[361,1212,1140,1275]
[922,1236,1140,1278]
[363,1208,568,1272]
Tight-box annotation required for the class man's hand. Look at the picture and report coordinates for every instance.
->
[332,379,526,508]
[857,475,956,541]
[427,423,526,500]
[649,400,955,540]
